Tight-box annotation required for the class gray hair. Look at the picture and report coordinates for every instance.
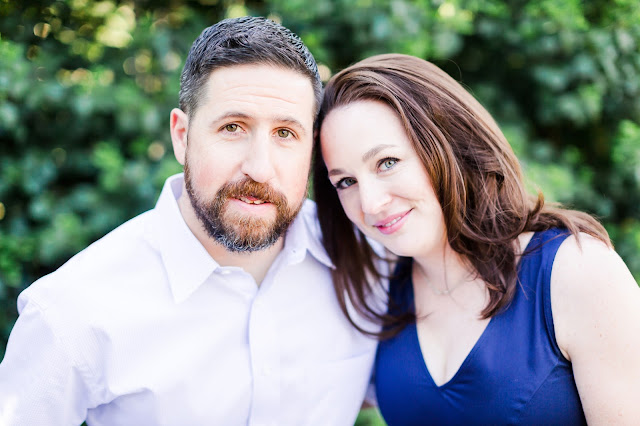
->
[179,16,322,116]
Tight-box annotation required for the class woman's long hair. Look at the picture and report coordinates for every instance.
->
[313,53,610,338]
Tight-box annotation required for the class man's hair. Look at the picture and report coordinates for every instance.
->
[313,53,610,338]
[179,16,322,116]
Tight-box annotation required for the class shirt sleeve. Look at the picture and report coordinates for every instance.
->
[0,297,93,425]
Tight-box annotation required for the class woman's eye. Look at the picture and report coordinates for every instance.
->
[277,129,292,138]
[380,158,398,170]
[335,177,356,189]
[224,124,239,132]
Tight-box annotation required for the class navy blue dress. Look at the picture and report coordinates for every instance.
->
[375,228,587,425]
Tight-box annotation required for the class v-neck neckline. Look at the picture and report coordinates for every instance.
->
[405,231,540,389]
[409,316,495,389]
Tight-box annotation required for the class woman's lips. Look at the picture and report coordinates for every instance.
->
[374,209,412,235]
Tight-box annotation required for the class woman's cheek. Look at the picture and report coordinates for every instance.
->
[340,194,371,237]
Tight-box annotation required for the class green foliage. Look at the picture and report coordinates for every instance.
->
[1,1,639,405]
[0,0,199,353]
[355,407,387,426]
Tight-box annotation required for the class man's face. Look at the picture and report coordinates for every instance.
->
[172,64,316,252]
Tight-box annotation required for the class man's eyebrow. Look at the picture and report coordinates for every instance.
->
[208,113,308,136]
[208,111,251,126]
[273,116,308,137]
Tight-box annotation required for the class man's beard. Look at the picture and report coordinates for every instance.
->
[184,160,305,253]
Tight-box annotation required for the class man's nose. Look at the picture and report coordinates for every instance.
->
[240,134,276,184]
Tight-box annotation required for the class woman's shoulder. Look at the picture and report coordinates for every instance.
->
[552,232,628,289]
[550,232,640,359]
[549,235,640,422]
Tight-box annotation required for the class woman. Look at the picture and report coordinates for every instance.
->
[313,54,640,424]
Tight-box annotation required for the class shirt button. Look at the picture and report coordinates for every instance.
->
[262,365,272,376]
[219,269,231,275]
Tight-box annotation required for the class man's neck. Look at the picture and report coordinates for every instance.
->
[208,240,283,285]
[177,191,284,286]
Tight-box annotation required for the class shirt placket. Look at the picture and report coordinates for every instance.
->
[247,292,280,426]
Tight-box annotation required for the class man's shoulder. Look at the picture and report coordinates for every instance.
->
[62,209,157,274]
[20,208,161,311]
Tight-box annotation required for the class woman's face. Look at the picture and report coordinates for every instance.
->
[320,100,448,258]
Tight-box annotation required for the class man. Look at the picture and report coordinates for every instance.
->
[0,17,377,425]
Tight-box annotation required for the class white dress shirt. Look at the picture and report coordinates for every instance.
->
[0,174,379,426]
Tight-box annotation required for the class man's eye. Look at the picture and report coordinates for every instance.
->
[224,124,239,132]
[335,177,356,189]
[277,129,292,138]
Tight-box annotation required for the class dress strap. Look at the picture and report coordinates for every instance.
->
[521,228,572,360]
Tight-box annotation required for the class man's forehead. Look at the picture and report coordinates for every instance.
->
[206,64,313,96]
[196,64,316,123]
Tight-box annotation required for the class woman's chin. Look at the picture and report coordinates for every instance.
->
[376,240,413,258]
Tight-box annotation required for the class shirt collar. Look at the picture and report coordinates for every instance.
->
[283,200,335,270]
[147,174,219,303]
[147,175,335,303]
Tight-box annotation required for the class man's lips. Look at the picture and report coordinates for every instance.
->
[228,196,274,213]
[237,196,269,205]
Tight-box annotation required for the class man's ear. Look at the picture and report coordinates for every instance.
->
[170,108,188,165]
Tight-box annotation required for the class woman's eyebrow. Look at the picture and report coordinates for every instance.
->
[362,144,395,162]
[328,167,346,177]
[327,144,396,177]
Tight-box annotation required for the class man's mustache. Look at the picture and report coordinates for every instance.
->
[219,178,287,208]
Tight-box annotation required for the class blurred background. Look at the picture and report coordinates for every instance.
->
[0,1,639,423]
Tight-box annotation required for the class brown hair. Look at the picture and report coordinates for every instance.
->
[312,53,610,338]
